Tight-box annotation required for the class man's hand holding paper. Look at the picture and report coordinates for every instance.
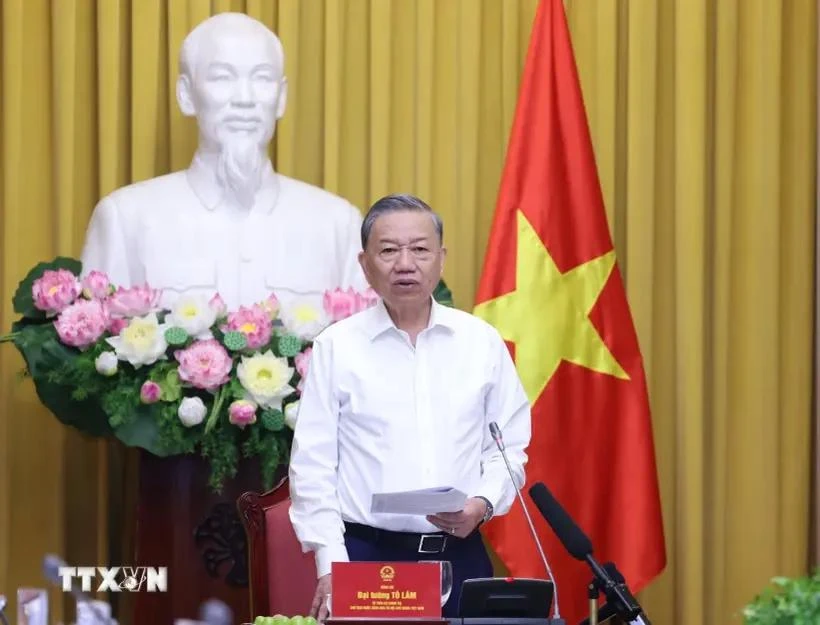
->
[427,498,490,539]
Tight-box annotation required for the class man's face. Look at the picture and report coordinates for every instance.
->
[189,30,286,151]
[359,211,446,310]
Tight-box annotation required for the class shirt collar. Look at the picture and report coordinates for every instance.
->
[185,151,279,214]
[366,296,457,341]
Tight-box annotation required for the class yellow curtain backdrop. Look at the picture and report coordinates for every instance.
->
[0,1,815,625]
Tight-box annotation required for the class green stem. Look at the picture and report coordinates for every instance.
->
[204,385,228,434]
[0,332,20,344]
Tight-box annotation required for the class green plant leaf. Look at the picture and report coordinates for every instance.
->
[241,425,264,458]
[433,278,454,307]
[147,362,182,402]
[160,369,182,402]
[10,323,112,436]
[228,377,246,400]
[114,405,165,454]
[743,569,820,625]
[260,435,282,490]
[201,420,240,493]
[155,402,196,455]
[12,257,82,319]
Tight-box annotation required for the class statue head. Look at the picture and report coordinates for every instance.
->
[176,13,288,205]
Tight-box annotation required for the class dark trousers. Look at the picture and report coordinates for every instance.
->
[344,527,493,617]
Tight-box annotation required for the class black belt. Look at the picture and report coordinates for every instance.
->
[344,521,457,554]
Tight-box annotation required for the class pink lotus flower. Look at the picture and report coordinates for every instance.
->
[107,317,128,335]
[294,347,312,393]
[260,293,280,320]
[33,269,82,316]
[140,380,162,404]
[323,288,360,322]
[175,339,233,390]
[356,288,380,312]
[53,299,108,349]
[223,305,272,349]
[209,293,227,317]
[228,399,258,428]
[81,271,111,300]
[107,284,162,318]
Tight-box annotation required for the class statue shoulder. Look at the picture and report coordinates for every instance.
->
[95,171,189,216]
[277,174,362,222]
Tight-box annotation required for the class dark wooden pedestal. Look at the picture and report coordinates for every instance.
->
[132,451,268,624]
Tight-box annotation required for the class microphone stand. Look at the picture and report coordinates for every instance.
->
[585,561,650,625]
[490,423,565,625]
[587,581,598,625]
[525,482,653,625]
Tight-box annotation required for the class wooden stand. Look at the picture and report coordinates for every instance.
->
[131,451,270,624]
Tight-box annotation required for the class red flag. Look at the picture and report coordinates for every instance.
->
[474,1,666,623]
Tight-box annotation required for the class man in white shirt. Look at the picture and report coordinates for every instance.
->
[288,194,532,620]
[80,13,367,312]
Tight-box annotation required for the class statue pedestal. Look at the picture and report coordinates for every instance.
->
[132,451,268,624]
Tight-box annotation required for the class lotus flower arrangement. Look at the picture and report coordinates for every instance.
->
[1,257,453,491]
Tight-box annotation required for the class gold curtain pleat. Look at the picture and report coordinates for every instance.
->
[0,2,815,625]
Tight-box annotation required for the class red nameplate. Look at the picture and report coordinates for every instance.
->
[331,561,442,618]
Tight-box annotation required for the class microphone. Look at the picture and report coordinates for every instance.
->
[42,554,114,625]
[489,421,563,623]
[198,598,233,625]
[527,483,650,625]
[0,594,9,625]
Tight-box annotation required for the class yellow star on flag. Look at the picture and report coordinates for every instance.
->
[474,210,629,404]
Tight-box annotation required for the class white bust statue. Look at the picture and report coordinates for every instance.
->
[80,12,368,312]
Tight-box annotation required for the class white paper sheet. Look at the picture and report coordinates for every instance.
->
[370,486,468,515]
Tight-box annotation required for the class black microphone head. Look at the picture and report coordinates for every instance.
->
[488,422,505,451]
[528,482,593,560]
[42,553,67,585]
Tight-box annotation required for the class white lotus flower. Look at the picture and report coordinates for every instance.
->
[280,301,330,341]
[105,313,168,368]
[237,350,294,410]
[166,294,216,339]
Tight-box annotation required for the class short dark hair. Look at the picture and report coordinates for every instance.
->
[361,194,444,249]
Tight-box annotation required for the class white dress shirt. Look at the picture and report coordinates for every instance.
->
[288,298,531,578]
[79,156,369,311]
